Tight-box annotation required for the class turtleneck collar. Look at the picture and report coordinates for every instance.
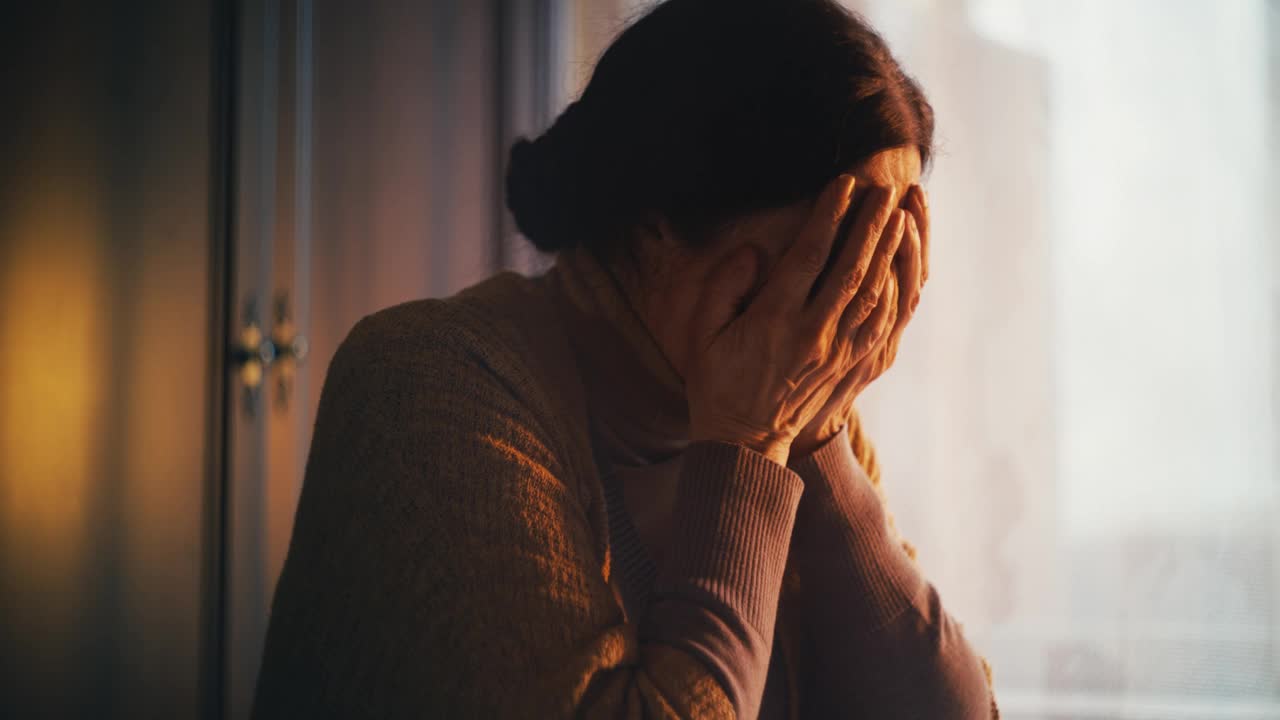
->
[543,245,691,466]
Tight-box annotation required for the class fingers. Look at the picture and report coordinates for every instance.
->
[906,184,930,284]
[839,207,906,336]
[881,277,902,365]
[809,185,899,323]
[894,209,923,329]
[846,208,918,385]
[754,174,856,313]
[881,273,900,352]
[850,267,898,363]
[690,244,761,345]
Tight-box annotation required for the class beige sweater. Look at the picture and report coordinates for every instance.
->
[251,246,998,718]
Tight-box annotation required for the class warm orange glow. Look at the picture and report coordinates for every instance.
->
[0,180,107,590]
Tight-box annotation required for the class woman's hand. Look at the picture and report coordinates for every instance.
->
[684,174,906,466]
[790,184,930,458]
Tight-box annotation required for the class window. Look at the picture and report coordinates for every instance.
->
[849,0,1279,715]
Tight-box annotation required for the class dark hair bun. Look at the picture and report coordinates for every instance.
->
[505,100,606,253]
[505,137,575,253]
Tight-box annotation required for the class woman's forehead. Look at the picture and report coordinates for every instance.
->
[849,146,922,200]
[699,145,923,258]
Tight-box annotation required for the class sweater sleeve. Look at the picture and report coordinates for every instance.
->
[784,422,997,718]
[251,308,803,719]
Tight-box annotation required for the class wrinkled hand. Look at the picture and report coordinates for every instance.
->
[790,184,930,458]
[684,175,906,466]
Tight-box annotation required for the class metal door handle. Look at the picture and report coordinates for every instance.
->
[230,295,308,415]
[269,293,308,410]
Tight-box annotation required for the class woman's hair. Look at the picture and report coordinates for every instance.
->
[505,0,934,262]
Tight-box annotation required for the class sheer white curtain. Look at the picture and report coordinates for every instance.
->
[562,1,1278,716]
[850,1,1279,716]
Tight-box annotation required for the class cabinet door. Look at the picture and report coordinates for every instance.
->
[224,1,314,716]
[221,3,511,715]
[220,2,572,717]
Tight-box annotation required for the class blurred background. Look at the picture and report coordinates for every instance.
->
[0,0,1275,718]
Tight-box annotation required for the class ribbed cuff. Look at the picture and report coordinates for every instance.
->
[788,429,925,630]
[644,440,804,720]
[658,441,803,631]
[789,434,996,717]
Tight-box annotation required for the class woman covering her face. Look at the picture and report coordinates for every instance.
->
[253,1,998,717]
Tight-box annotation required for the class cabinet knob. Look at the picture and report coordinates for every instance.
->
[229,295,308,415]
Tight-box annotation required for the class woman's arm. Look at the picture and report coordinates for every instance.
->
[785,413,999,718]
[251,307,803,719]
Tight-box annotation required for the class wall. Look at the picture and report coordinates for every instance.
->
[0,2,215,716]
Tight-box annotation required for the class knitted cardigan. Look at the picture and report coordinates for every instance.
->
[251,247,999,718]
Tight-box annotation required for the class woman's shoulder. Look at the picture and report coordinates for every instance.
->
[328,269,586,431]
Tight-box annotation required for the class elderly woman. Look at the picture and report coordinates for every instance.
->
[252,0,998,717]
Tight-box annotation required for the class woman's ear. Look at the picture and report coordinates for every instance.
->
[629,212,680,248]
[623,214,684,286]
[692,244,762,341]
[733,243,770,315]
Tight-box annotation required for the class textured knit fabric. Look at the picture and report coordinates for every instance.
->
[251,245,999,718]
[553,247,801,720]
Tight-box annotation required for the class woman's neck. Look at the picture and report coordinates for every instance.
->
[547,246,691,466]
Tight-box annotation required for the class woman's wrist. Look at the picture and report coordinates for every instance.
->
[789,420,847,461]
[689,422,793,467]
[703,437,792,468]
